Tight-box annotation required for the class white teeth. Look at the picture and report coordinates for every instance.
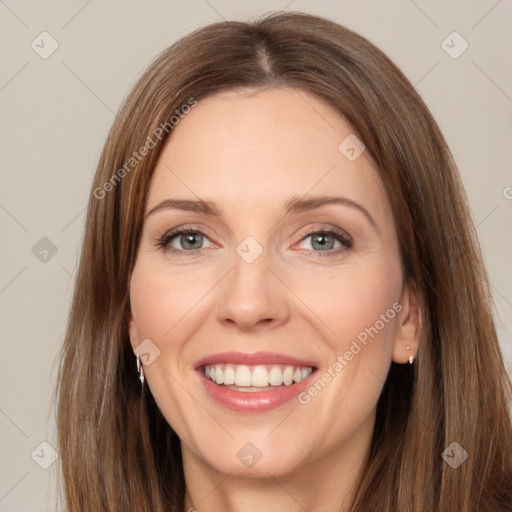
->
[251,366,269,387]
[301,367,312,380]
[235,365,252,387]
[268,366,283,386]
[214,364,224,385]
[223,366,235,385]
[283,366,294,386]
[203,363,314,388]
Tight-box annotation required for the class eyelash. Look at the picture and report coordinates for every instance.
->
[156,225,353,258]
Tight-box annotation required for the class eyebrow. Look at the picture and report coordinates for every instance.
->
[145,195,378,232]
[283,195,378,231]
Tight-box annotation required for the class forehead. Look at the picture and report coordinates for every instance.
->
[146,87,390,225]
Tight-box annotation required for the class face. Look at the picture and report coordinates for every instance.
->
[128,87,419,479]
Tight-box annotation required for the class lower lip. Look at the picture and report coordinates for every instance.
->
[198,371,315,413]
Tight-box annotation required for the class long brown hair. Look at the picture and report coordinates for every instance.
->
[55,11,512,511]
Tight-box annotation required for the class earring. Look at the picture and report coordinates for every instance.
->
[406,346,415,365]
[136,353,144,385]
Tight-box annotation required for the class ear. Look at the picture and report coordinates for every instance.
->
[392,280,421,364]
[127,309,139,353]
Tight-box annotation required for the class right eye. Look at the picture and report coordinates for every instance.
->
[157,227,215,255]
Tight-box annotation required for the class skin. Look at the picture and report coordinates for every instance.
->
[128,87,421,512]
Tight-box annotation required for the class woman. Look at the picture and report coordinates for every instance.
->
[55,11,512,512]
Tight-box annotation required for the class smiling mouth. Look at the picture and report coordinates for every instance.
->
[201,363,316,392]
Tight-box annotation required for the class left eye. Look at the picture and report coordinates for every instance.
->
[298,232,343,251]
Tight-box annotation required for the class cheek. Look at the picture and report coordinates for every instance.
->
[127,261,200,401]
[128,262,206,441]
[335,273,400,350]
[129,260,209,343]
[296,262,401,342]
[287,254,403,387]
[292,267,402,441]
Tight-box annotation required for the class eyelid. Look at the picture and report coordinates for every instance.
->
[295,224,352,244]
[160,223,216,241]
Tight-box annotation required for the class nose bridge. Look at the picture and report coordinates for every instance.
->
[215,237,290,329]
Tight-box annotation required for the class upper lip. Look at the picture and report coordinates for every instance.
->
[194,351,317,369]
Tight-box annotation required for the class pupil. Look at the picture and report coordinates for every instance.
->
[182,233,202,250]
[312,233,333,250]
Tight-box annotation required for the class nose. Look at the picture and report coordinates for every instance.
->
[216,247,291,332]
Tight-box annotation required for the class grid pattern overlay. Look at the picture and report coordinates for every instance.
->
[0,1,511,510]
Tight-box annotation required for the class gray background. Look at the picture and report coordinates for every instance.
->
[1,1,511,510]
